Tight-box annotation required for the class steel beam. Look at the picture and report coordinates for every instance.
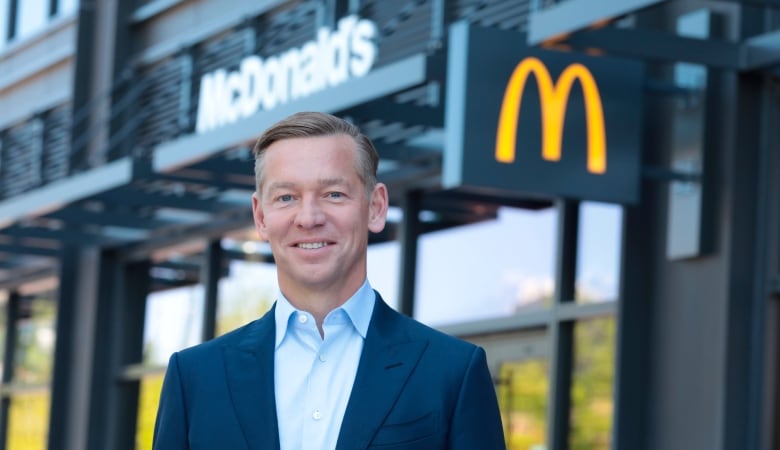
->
[45,207,174,230]
[549,22,780,72]
[0,243,60,258]
[528,0,668,45]
[0,158,134,229]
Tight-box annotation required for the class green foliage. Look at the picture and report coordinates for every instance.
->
[498,359,548,450]
[497,317,615,449]
[569,318,615,450]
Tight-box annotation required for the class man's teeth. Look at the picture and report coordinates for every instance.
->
[298,242,328,249]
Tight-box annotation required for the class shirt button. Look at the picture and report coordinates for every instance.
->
[319,354,327,362]
[298,314,308,324]
[312,409,322,420]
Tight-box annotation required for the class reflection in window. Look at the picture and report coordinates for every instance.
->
[576,202,622,303]
[569,317,616,450]
[497,359,548,450]
[216,261,277,336]
[416,207,557,327]
[15,0,48,40]
[135,373,164,450]
[142,285,204,366]
[12,296,56,385]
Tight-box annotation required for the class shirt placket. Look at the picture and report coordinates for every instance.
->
[300,314,330,450]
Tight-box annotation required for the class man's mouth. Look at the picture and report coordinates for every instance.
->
[297,242,329,249]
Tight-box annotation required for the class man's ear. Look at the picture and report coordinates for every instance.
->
[368,183,389,233]
[252,193,269,241]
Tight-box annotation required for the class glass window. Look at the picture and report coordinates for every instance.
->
[15,0,49,40]
[135,285,204,450]
[7,390,51,450]
[142,285,204,366]
[216,260,276,336]
[415,206,557,327]
[498,358,548,450]
[575,202,623,303]
[569,317,616,450]
[0,0,9,48]
[57,0,79,16]
[135,373,164,450]
[367,240,400,311]
[7,293,57,450]
[12,295,56,385]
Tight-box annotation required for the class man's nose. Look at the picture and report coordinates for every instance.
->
[294,197,325,228]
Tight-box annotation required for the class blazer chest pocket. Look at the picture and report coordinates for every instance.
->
[369,411,438,448]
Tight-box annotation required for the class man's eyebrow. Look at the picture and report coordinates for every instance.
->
[319,177,348,188]
[266,181,296,191]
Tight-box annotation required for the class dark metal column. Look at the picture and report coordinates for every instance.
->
[48,248,82,450]
[86,251,150,450]
[201,239,222,342]
[722,72,770,450]
[613,197,655,450]
[398,189,423,317]
[0,291,20,450]
[547,199,578,450]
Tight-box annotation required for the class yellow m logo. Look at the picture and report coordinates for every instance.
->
[495,57,607,174]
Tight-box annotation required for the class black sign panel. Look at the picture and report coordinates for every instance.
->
[443,22,645,204]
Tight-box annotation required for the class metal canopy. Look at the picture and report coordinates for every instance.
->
[529,0,780,72]
[0,52,509,289]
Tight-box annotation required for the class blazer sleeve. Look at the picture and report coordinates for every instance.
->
[153,352,189,450]
[449,346,506,450]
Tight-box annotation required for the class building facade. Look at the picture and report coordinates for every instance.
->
[0,0,779,449]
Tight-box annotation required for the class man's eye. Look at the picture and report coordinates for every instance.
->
[328,192,343,199]
[278,194,293,202]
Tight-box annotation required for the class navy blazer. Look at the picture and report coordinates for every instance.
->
[152,293,506,450]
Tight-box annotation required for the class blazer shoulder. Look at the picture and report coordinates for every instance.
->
[375,298,479,356]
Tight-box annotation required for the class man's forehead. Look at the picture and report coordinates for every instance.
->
[265,176,350,189]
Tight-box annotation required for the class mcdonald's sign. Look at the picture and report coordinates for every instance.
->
[443,22,644,204]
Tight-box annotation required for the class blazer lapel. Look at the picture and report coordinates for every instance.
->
[336,298,427,450]
[223,307,280,450]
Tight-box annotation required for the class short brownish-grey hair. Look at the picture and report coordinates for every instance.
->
[252,112,379,196]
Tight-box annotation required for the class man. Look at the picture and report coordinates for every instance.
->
[152,112,506,450]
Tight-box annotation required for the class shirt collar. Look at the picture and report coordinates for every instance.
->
[274,280,376,348]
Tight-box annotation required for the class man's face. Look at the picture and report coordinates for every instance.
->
[252,134,387,299]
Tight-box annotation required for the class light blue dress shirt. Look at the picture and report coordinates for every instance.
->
[274,280,376,450]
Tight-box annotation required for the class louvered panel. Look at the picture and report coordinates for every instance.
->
[42,105,72,183]
[450,0,533,31]
[0,120,43,199]
[196,28,250,77]
[136,56,185,150]
[256,1,318,56]
[361,0,433,67]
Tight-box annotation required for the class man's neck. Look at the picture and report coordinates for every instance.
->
[279,280,364,335]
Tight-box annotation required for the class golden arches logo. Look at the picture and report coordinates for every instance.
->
[495,57,607,174]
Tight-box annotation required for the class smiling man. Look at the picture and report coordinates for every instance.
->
[152,112,506,450]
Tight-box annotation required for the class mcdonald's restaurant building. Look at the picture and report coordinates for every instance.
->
[1,0,780,449]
